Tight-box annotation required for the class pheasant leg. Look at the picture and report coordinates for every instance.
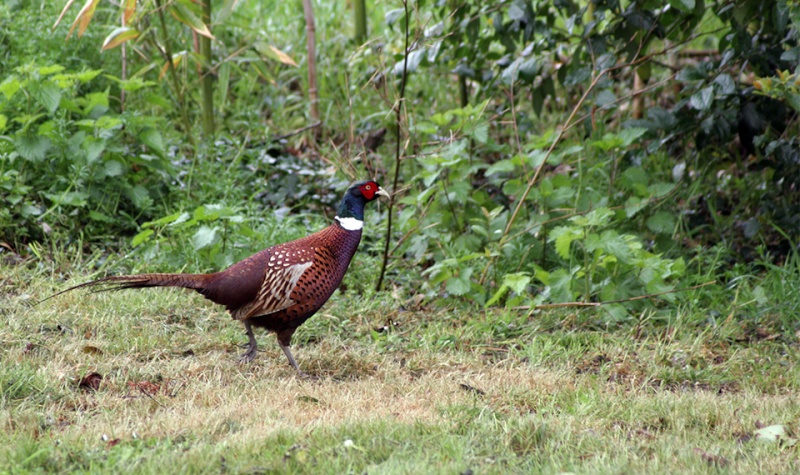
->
[239,320,259,362]
[277,328,307,377]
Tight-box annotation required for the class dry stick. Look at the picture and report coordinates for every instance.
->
[512,281,717,311]
[376,0,410,292]
[120,14,127,112]
[272,121,322,142]
[138,385,166,408]
[302,0,319,145]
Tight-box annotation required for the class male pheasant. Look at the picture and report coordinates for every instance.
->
[49,181,390,375]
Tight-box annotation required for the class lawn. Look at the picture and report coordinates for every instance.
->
[2,262,799,474]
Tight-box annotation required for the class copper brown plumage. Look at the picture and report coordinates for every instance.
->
[46,181,390,375]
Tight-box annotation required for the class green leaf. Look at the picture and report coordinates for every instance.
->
[446,275,471,296]
[551,226,579,259]
[548,269,574,303]
[15,133,51,162]
[0,77,21,100]
[668,0,695,13]
[132,229,154,247]
[485,159,515,176]
[485,285,510,307]
[103,160,124,177]
[83,138,105,164]
[139,128,166,159]
[29,81,62,115]
[75,69,103,83]
[624,196,648,218]
[0,114,6,133]
[618,127,647,146]
[192,225,218,250]
[597,230,634,263]
[646,211,675,234]
[503,272,532,294]
[472,123,489,144]
[38,65,65,76]
[572,208,613,228]
[45,191,88,207]
[690,87,714,111]
[89,210,113,222]
[126,184,152,209]
[143,211,189,228]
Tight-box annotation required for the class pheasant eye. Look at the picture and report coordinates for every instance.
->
[365,185,372,190]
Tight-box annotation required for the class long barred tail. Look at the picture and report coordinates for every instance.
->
[37,273,210,305]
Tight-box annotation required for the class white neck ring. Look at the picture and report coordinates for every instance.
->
[335,216,364,231]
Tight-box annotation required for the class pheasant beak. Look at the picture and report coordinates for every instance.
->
[375,186,391,200]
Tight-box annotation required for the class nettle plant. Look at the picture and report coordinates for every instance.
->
[398,104,685,313]
[0,64,172,245]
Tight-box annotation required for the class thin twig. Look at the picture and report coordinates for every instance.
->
[138,385,166,408]
[376,0,410,291]
[272,121,322,142]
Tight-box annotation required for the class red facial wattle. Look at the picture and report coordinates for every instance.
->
[360,182,377,200]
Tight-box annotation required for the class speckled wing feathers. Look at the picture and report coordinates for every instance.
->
[231,245,315,320]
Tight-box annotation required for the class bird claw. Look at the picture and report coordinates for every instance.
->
[239,347,258,363]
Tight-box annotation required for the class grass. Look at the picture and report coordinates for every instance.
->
[2,261,800,474]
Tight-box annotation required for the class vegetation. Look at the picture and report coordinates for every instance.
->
[2,0,800,472]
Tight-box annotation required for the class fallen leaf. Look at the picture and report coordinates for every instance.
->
[459,383,486,396]
[78,372,102,391]
[693,448,728,467]
[754,424,790,443]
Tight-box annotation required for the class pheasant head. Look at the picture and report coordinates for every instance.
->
[335,181,390,230]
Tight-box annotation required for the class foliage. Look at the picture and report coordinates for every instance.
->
[0,64,172,244]
[1,0,798,319]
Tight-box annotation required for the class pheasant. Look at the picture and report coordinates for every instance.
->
[48,181,390,375]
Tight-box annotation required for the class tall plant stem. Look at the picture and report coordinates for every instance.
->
[376,0,409,292]
[155,0,196,152]
[200,0,214,135]
[354,0,367,44]
[302,0,319,143]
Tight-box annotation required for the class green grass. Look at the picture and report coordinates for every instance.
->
[3,260,800,474]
